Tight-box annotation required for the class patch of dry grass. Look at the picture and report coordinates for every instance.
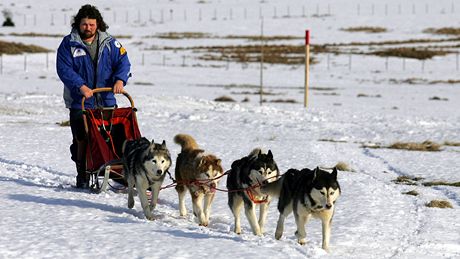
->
[425,200,453,208]
[225,35,302,41]
[230,90,279,96]
[152,32,212,39]
[214,95,236,102]
[133,82,154,86]
[10,32,63,38]
[402,190,419,196]
[194,44,316,65]
[422,181,460,187]
[424,27,460,36]
[341,26,388,33]
[429,96,448,101]
[371,47,450,60]
[357,93,382,98]
[444,141,460,146]
[57,120,70,127]
[388,141,442,152]
[392,176,424,185]
[268,98,297,103]
[0,40,50,54]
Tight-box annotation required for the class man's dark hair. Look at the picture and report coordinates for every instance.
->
[71,4,108,31]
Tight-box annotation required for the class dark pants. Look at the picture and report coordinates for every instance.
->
[69,109,87,177]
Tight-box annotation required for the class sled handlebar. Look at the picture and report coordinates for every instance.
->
[81,87,135,111]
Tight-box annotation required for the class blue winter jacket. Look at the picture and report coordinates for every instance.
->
[56,29,131,109]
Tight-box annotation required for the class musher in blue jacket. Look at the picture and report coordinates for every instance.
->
[56,4,131,188]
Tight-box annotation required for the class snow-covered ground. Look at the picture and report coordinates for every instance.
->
[0,0,459,258]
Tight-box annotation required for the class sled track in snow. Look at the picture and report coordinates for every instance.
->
[0,157,71,188]
[360,148,428,258]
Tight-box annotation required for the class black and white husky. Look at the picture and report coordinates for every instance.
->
[122,137,172,220]
[226,148,280,236]
[262,167,341,251]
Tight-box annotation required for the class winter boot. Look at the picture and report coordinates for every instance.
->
[75,161,89,189]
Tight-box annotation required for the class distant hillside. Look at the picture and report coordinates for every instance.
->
[0,40,50,55]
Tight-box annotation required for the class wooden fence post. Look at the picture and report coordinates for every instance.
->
[304,30,310,108]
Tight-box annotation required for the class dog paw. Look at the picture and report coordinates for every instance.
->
[146,215,155,221]
[275,232,282,240]
[199,220,209,227]
[128,202,134,209]
[297,239,306,245]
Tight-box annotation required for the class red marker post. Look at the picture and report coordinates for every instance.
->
[304,30,310,108]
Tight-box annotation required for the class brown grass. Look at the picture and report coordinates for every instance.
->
[429,96,448,101]
[371,47,450,60]
[425,200,453,209]
[57,120,70,127]
[0,40,50,54]
[152,32,212,39]
[133,82,154,86]
[424,27,460,36]
[444,141,460,146]
[148,32,302,41]
[319,139,348,143]
[429,80,460,85]
[225,35,302,41]
[268,99,297,103]
[341,26,388,33]
[230,90,279,96]
[10,32,64,38]
[392,176,424,185]
[422,181,460,187]
[402,190,419,196]
[388,141,442,152]
[214,95,236,102]
[194,44,316,65]
[357,93,382,98]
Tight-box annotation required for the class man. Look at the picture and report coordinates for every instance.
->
[56,4,131,188]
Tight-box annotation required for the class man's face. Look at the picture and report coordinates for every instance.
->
[79,18,97,40]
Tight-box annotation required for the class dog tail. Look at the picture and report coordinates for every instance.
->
[174,134,199,151]
[249,148,262,157]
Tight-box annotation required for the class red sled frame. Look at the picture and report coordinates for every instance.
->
[82,87,141,192]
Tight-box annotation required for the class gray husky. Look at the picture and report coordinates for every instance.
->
[262,167,341,251]
[226,148,280,236]
[122,137,172,220]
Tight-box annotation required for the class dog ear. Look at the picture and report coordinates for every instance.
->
[331,167,338,179]
[258,149,262,156]
[161,140,166,148]
[312,166,319,181]
[267,150,273,159]
[151,139,155,144]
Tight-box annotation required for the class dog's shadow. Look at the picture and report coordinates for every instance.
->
[8,193,140,222]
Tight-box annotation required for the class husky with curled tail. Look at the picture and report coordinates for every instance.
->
[226,148,280,236]
[262,167,341,252]
[122,137,171,220]
[174,134,223,227]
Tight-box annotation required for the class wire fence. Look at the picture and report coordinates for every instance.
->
[8,1,458,27]
[1,51,459,76]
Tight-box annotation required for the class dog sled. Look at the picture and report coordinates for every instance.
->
[82,87,141,192]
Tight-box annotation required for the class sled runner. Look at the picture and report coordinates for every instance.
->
[82,87,141,192]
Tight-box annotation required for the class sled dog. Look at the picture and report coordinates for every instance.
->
[262,167,341,251]
[122,137,171,220]
[226,148,280,236]
[174,134,223,226]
